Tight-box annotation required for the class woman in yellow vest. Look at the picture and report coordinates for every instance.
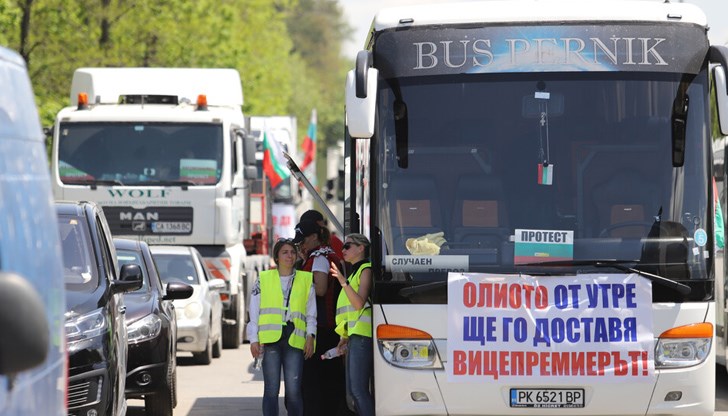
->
[248,239,317,416]
[330,233,373,416]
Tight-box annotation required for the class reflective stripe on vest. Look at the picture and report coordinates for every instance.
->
[258,269,313,349]
[335,262,372,338]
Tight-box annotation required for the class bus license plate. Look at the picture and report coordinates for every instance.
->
[510,388,585,408]
[151,221,191,233]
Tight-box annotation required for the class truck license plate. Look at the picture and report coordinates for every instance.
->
[151,221,192,233]
[510,388,585,408]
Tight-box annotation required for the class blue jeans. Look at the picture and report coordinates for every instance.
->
[262,325,304,416]
[346,334,374,416]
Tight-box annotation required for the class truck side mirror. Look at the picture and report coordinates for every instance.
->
[243,133,257,166]
[345,50,378,139]
[0,272,49,376]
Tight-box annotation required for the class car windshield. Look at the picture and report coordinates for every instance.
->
[153,254,199,285]
[58,215,99,292]
[116,249,150,292]
[57,122,224,186]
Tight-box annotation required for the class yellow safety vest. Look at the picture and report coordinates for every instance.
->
[335,262,372,338]
[258,269,313,349]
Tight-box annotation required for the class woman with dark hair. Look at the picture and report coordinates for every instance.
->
[247,239,317,416]
[331,233,374,416]
[293,220,348,416]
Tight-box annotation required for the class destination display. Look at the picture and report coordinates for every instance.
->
[374,24,708,77]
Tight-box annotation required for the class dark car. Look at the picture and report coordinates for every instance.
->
[57,201,143,416]
[115,238,193,415]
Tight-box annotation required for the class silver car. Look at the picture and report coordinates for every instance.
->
[150,246,223,365]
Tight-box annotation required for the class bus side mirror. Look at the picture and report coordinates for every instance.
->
[710,45,728,136]
[346,50,378,139]
[714,65,728,136]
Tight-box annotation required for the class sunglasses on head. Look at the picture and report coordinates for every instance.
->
[342,242,360,250]
[277,238,296,244]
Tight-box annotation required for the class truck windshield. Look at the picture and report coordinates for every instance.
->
[374,70,713,303]
[58,122,224,186]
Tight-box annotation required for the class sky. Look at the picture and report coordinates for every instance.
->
[339,0,728,60]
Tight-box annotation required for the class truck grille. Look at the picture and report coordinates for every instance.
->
[103,206,194,235]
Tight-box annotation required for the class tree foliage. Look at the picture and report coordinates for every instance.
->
[1,0,352,166]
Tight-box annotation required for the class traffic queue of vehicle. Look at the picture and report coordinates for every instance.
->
[0,45,245,415]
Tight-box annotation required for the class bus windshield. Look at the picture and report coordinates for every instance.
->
[58,122,224,186]
[374,70,713,303]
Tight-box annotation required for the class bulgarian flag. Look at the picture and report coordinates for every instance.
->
[262,130,290,188]
[301,109,317,170]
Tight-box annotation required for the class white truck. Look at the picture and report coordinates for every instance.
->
[50,67,261,349]
[247,115,299,239]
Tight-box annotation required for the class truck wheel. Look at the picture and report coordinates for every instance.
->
[222,296,242,349]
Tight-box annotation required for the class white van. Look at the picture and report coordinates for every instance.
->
[0,46,66,415]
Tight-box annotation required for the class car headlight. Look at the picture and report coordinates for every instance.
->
[127,314,162,344]
[65,308,107,353]
[377,324,443,370]
[654,322,712,368]
[184,302,203,320]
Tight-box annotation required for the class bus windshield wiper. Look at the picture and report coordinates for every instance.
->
[89,179,124,189]
[518,259,691,296]
[398,281,447,298]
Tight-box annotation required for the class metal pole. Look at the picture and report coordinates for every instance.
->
[282,152,344,236]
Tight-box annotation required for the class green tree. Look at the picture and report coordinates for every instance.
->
[1,0,353,168]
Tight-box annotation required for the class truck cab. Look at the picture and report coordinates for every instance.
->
[50,67,259,348]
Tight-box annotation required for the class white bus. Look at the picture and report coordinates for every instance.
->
[344,1,728,414]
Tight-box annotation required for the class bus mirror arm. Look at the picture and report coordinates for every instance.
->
[355,50,372,98]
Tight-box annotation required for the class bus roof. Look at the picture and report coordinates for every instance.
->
[370,0,708,37]
[69,67,243,107]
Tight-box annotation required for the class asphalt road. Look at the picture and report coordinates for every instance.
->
[128,344,268,416]
[126,343,728,416]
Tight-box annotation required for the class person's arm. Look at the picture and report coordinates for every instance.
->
[311,255,330,296]
[247,279,262,357]
[331,265,371,311]
[304,284,317,359]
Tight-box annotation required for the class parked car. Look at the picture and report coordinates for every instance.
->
[150,245,224,365]
[0,45,67,416]
[57,201,143,416]
[115,239,193,415]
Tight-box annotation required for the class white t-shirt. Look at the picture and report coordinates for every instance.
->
[311,255,330,274]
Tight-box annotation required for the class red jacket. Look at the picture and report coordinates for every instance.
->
[301,245,343,329]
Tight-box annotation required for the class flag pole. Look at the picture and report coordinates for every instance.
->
[283,151,343,236]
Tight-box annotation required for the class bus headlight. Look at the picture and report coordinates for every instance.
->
[377,324,443,369]
[654,322,712,368]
